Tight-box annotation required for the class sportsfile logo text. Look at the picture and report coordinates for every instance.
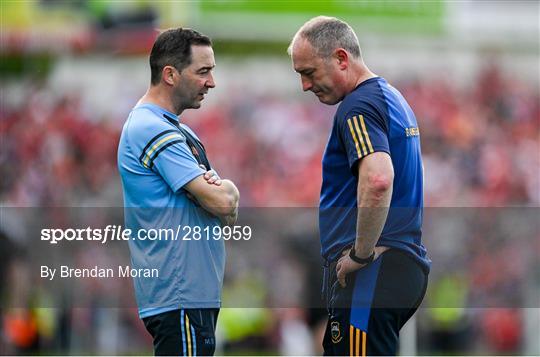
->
[41,225,252,244]
[41,225,130,244]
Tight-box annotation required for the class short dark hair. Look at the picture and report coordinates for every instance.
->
[149,28,212,85]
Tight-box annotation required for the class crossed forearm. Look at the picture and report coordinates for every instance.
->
[217,180,239,225]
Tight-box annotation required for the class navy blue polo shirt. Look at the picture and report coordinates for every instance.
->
[319,77,430,271]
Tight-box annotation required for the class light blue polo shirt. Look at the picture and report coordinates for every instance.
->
[117,103,225,318]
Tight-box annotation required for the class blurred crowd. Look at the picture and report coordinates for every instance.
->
[1,65,538,207]
[408,64,539,206]
[1,64,539,355]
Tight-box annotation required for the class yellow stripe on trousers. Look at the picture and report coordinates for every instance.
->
[186,313,192,356]
[362,331,367,357]
[355,328,360,356]
[350,325,354,356]
[349,327,367,356]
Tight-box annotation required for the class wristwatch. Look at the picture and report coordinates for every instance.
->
[349,247,375,264]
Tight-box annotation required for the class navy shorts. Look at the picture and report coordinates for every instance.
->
[322,249,428,356]
[143,308,219,356]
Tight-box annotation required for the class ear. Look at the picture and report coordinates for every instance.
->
[162,66,176,86]
[334,48,349,70]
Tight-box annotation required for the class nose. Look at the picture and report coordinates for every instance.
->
[206,72,216,88]
[301,76,313,92]
[301,77,312,92]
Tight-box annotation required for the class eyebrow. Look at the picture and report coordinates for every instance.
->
[295,67,314,74]
[197,65,215,72]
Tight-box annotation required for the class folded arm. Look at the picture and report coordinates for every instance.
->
[184,174,240,225]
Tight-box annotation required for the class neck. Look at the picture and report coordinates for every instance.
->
[138,85,182,116]
[350,61,376,91]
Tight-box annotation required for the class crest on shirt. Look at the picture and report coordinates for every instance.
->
[405,127,420,137]
[331,321,342,343]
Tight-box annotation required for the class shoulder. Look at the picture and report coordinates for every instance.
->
[334,78,392,136]
[179,123,200,141]
[336,79,387,122]
[126,106,185,146]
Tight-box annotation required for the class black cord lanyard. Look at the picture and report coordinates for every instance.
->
[163,114,212,170]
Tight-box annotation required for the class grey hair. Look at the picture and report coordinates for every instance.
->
[288,16,361,59]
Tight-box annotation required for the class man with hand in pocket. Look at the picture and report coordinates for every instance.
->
[289,16,430,356]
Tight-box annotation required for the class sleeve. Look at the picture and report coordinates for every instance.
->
[337,104,390,173]
[133,123,205,192]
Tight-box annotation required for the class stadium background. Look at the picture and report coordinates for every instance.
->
[1,0,539,355]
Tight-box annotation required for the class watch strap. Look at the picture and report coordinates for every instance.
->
[349,248,375,264]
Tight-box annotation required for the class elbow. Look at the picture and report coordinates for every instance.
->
[212,185,239,216]
[213,193,238,216]
[365,172,394,201]
[368,172,393,192]
[357,152,394,205]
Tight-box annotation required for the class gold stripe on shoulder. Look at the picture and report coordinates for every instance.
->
[353,116,368,156]
[347,118,362,158]
[359,115,374,153]
[142,133,183,166]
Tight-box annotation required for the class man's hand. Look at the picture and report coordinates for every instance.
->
[187,166,222,202]
[201,165,221,186]
[336,248,365,288]
[336,246,389,287]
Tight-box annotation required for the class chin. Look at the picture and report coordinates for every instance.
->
[318,96,340,105]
